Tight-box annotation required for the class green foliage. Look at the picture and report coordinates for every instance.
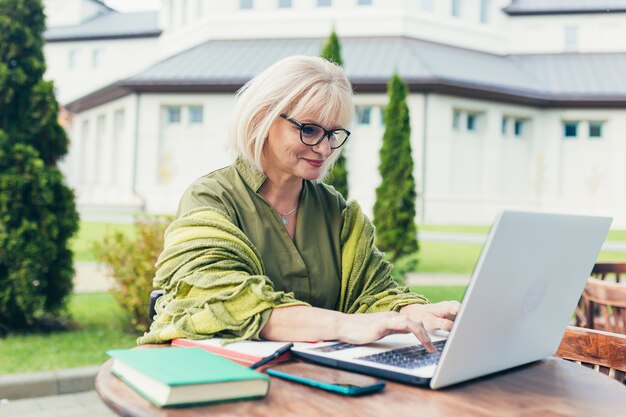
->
[0,134,79,330]
[0,0,78,331]
[373,74,418,261]
[320,30,343,66]
[390,252,420,286]
[320,30,349,197]
[0,0,68,164]
[327,153,349,197]
[94,216,173,333]
[410,286,466,304]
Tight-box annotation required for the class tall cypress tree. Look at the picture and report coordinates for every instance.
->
[320,30,349,198]
[0,0,79,330]
[373,74,418,261]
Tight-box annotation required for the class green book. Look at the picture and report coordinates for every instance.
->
[107,347,270,407]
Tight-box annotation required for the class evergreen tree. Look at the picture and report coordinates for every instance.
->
[373,74,418,261]
[0,0,79,330]
[320,30,349,198]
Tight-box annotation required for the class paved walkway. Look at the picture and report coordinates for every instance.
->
[0,391,116,417]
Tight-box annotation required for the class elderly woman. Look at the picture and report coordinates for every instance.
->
[139,56,459,351]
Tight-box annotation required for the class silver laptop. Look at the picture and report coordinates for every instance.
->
[291,211,612,389]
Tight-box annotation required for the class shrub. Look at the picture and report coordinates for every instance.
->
[0,135,78,331]
[390,252,420,286]
[94,215,172,333]
[0,0,79,331]
[373,74,418,261]
[321,30,349,198]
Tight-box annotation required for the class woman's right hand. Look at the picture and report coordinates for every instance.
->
[337,311,436,352]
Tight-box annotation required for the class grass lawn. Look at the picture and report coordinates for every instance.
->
[0,293,138,374]
[70,222,135,262]
[417,241,626,274]
[411,286,466,303]
[418,242,483,274]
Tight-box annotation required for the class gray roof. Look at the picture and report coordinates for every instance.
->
[45,11,161,42]
[67,37,626,112]
[503,0,626,15]
[129,37,542,91]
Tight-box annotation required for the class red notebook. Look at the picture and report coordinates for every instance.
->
[171,338,293,367]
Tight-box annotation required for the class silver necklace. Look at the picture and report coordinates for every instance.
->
[276,206,297,225]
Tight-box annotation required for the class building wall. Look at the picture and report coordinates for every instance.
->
[63,94,144,221]
[44,0,107,28]
[158,0,510,59]
[66,89,626,227]
[48,1,626,225]
[507,13,626,53]
[44,37,160,104]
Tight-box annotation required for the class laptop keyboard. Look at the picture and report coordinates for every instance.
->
[356,340,447,369]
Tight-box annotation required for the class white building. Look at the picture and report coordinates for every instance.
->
[44,0,626,226]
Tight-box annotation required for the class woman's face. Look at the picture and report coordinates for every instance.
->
[262,113,339,183]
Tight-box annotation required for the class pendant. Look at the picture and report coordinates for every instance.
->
[281,215,289,225]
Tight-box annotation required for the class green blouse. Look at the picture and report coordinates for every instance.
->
[177,159,344,309]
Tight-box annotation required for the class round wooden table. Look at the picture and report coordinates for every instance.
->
[96,357,626,417]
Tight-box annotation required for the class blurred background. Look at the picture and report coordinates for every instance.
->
[47,0,626,227]
[2,2,626,414]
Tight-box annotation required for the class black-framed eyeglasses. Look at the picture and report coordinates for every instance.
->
[280,114,351,149]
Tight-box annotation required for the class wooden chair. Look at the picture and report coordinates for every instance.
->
[555,326,626,383]
[581,278,626,334]
[591,262,626,283]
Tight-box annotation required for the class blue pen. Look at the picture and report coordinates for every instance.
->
[249,343,294,370]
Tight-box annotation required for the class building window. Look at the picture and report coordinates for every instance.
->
[380,107,386,126]
[589,122,603,139]
[563,121,578,138]
[355,106,372,125]
[513,120,523,137]
[189,106,204,124]
[68,49,81,70]
[92,49,104,69]
[317,0,332,7]
[452,110,461,131]
[166,107,182,124]
[467,114,477,131]
[451,0,460,17]
[278,0,292,7]
[357,0,373,5]
[564,26,579,52]
[240,0,253,9]
[480,0,489,23]
[501,117,508,135]
[421,0,434,11]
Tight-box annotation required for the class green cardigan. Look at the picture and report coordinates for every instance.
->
[138,201,428,344]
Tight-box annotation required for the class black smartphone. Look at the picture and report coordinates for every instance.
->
[266,362,385,396]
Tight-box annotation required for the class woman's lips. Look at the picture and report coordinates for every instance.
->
[303,158,324,168]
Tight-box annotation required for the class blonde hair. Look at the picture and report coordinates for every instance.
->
[229,55,354,181]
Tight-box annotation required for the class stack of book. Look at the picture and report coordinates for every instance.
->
[107,347,270,407]
[172,337,293,367]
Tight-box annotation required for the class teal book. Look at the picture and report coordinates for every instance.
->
[107,347,270,407]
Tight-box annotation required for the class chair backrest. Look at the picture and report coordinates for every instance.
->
[583,278,626,334]
[148,290,164,322]
[555,326,626,383]
[591,262,626,283]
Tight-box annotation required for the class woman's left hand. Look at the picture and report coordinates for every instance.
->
[399,301,461,332]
